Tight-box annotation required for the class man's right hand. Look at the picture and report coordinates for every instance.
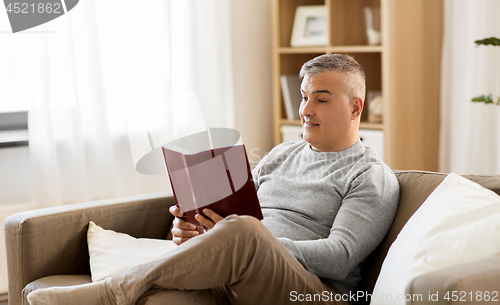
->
[169,205,202,245]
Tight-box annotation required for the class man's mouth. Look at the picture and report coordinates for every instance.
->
[304,121,319,127]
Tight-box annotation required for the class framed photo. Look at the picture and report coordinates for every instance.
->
[290,5,328,47]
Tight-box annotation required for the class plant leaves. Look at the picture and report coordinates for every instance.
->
[474,37,500,46]
[471,94,494,104]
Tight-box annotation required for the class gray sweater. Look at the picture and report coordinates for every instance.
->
[252,140,399,294]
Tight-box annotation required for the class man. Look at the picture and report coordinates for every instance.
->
[28,54,399,305]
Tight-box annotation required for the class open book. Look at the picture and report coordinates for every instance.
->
[162,129,263,227]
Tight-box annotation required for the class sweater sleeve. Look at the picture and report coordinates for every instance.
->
[277,164,399,281]
[251,159,261,192]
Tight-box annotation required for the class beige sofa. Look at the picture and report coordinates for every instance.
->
[5,171,500,305]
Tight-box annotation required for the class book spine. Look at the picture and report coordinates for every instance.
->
[280,75,295,120]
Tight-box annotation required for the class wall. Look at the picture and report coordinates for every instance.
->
[0,146,30,205]
[384,0,443,171]
[0,146,32,294]
[230,0,274,165]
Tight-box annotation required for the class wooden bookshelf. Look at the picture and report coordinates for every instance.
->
[271,0,443,171]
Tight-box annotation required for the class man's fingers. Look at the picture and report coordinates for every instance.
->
[194,209,223,230]
[195,213,216,229]
[171,226,199,239]
[169,207,209,245]
[170,207,223,244]
[203,209,224,224]
[171,217,200,246]
[169,205,184,218]
[173,217,197,231]
[173,236,193,245]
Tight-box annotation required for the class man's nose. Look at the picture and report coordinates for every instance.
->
[300,100,314,117]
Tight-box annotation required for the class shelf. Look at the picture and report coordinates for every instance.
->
[279,119,301,126]
[327,45,383,53]
[279,45,383,54]
[278,47,328,54]
[359,122,384,130]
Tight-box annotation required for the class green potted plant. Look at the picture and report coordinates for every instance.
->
[471,37,500,105]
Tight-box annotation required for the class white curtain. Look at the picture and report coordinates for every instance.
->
[440,0,500,174]
[24,0,234,208]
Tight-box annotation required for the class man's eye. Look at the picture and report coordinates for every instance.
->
[301,97,307,102]
[319,99,327,103]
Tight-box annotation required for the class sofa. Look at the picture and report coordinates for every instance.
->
[5,170,500,305]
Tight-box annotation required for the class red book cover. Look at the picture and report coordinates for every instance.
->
[162,142,263,228]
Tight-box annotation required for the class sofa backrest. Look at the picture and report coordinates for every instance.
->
[356,170,500,299]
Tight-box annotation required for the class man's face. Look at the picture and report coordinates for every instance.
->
[299,70,359,152]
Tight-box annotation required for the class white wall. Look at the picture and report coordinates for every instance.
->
[0,146,30,205]
[0,147,32,294]
[230,0,274,165]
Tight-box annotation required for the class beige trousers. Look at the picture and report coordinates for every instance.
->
[109,215,348,305]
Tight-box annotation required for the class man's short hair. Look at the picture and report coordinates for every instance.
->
[299,54,366,101]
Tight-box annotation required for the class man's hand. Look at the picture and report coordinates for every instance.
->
[169,206,225,245]
[195,209,224,231]
[169,205,201,245]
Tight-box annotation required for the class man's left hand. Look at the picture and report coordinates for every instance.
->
[195,209,224,231]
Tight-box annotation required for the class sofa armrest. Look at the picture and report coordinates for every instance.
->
[5,191,175,305]
[405,256,500,305]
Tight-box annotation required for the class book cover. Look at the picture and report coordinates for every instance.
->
[162,136,263,228]
[280,74,303,120]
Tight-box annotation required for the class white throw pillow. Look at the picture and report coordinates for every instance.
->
[371,173,500,305]
[87,221,177,282]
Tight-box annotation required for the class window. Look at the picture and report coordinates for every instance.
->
[0,111,28,148]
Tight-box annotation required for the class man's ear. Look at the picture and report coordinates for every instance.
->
[351,97,363,119]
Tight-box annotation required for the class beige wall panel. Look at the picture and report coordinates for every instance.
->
[385,0,443,171]
[231,0,274,163]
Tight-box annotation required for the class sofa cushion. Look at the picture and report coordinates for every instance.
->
[88,221,177,282]
[357,171,500,299]
[406,255,500,302]
[371,173,500,304]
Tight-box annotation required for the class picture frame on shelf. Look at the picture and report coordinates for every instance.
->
[290,5,328,47]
